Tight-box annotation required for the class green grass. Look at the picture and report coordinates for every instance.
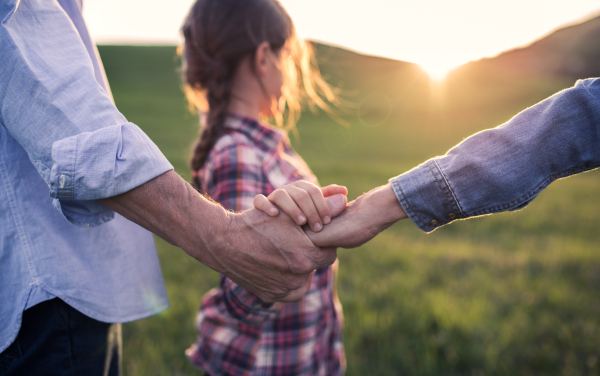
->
[98,45,600,376]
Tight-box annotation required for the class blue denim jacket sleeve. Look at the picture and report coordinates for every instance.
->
[0,0,173,226]
[390,78,600,232]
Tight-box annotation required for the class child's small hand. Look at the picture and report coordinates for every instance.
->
[254,181,348,232]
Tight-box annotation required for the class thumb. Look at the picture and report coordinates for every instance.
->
[326,194,347,218]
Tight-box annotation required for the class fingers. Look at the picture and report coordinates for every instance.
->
[321,184,348,197]
[326,194,348,218]
[286,182,330,229]
[254,194,279,217]
[279,270,316,302]
[264,247,337,302]
[256,181,348,232]
[266,180,334,231]
[275,247,335,302]
[269,188,310,226]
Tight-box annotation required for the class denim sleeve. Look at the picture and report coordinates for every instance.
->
[390,78,600,232]
[0,0,173,226]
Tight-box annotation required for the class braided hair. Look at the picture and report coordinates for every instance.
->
[182,0,339,191]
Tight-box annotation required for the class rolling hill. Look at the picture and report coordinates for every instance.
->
[459,13,600,78]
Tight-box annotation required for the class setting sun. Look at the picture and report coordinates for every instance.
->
[418,61,457,81]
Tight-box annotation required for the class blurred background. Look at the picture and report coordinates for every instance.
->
[86,1,600,374]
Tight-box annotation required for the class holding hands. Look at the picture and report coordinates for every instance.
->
[254,181,348,232]
[254,181,407,250]
[306,184,407,248]
[242,180,347,301]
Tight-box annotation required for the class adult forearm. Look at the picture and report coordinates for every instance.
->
[100,170,336,302]
[99,170,230,272]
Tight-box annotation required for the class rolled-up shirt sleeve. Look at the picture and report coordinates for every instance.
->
[391,78,600,232]
[0,0,173,226]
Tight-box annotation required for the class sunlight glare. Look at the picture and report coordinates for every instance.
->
[419,61,456,81]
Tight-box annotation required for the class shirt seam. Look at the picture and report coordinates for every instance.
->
[73,132,79,198]
[431,159,467,217]
[0,145,36,279]
[0,147,38,354]
[427,160,455,215]
[0,285,31,354]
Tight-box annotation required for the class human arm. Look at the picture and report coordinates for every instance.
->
[0,0,332,302]
[308,78,600,247]
[180,144,346,316]
[99,170,331,302]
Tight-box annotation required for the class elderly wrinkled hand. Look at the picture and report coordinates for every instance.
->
[242,182,348,302]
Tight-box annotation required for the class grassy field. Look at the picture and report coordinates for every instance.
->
[98,45,600,376]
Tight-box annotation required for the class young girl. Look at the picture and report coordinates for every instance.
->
[181,0,347,374]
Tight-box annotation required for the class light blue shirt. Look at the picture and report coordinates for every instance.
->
[0,0,173,352]
[392,78,600,232]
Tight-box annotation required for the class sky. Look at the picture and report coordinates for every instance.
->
[83,0,600,77]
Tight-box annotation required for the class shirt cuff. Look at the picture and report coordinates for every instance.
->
[390,159,465,233]
[48,122,173,227]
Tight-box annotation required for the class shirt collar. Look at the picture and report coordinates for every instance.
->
[223,113,288,151]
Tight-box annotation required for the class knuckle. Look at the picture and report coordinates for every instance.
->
[282,276,303,292]
[298,190,311,203]
[295,259,315,275]
[324,251,337,265]
[307,185,320,195]
[270,189,285,200]
[294,179,307,186]
[315,248,337,267]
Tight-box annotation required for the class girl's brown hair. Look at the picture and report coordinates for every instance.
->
[182,0,338,190]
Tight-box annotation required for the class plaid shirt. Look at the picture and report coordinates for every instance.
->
[186,115,345,376]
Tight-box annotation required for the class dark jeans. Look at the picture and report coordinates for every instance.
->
[0,298,121,376]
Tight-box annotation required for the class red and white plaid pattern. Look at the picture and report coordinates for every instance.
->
[186,114,345,376]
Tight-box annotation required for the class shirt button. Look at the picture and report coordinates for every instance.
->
[59,175,66,189]
[428,219,438,226]
[446,213,457,220]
